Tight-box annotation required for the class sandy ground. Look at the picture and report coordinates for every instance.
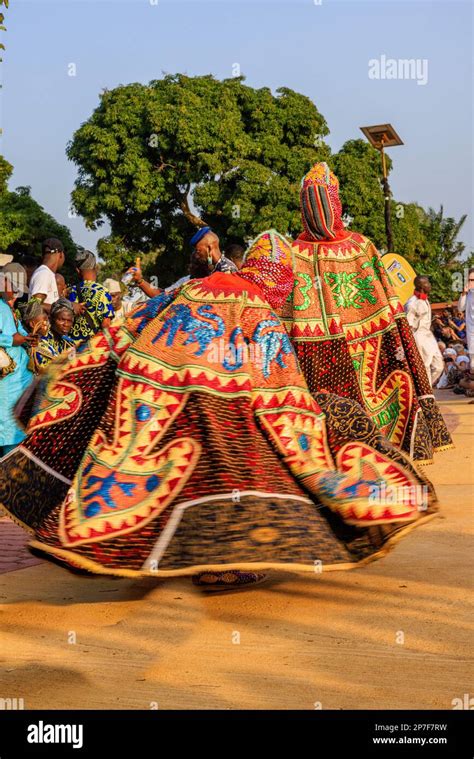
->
[0,394,473,710]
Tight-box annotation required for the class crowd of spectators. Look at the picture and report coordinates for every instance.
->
[433,306,473,396]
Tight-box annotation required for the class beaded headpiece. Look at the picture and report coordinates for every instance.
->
[300,162,345,241]
[238,230,294,309]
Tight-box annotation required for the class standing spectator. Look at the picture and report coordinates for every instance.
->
[125,229,238,300]
[458,268,474,373]
[68,250,114,343]
[28,238,64,314]
[103,278,133,325]
[405,275,444,387]
[190,227,238,274]
[0,263,36,457]
[55,273,68,298]
[224,242,246,270]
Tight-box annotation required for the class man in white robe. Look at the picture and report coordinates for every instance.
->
[457,267,474,373]
[405,275,444,387]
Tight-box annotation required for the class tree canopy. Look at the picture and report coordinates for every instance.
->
[330,141,469,300]
[0,157,78,270]
[67,74,470,298]
[0,71,465,302]
[331,139,391,250]
[67,74,331,284]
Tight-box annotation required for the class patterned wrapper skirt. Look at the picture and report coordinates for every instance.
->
[279,233,453,464]
[0,276,439,579]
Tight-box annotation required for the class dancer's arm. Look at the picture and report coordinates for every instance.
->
[125,264,162,298]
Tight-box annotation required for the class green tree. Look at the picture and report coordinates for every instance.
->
[421,206,467,267]
[67,74,331,285]
[416,206,468,301]
[0,162,78,272]
[391,201,468,301]
[0,0,9,67]
[332,142,469,302]
[332,139,391,250]
[391,201,430,261]
[0,154,13,191]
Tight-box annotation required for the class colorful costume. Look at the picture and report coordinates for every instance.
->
[279,163,452,464]
[68,281,114,343]
[0,232,437,579]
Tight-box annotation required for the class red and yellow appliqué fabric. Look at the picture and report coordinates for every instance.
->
[0,231,437,578]
[278,163,453,464]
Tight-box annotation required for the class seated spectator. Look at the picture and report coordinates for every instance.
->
[451,308,467,343]
[432,316,456,344]
[21,299,49,338]
[455,356,474,396]
[452,342,466,356]
[456,355,470,370]
[436,348,459,388]
[25,298,75,373]
[444,308,463,339]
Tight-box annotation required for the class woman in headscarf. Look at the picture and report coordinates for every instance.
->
[22,298,75,373]
[279,162,453,464]
[0,231,436,589]
[68,249,114,343]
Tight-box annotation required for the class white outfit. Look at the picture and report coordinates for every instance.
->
[29,264,59,305]
[165,275,190,294]
[458,291,474,372]
[405,295,444,386]
[110,300,136,324]
[123,288,149,313]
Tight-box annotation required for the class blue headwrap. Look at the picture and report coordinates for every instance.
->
[189,226,212,248]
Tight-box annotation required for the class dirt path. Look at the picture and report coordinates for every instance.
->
[1,396,472,710]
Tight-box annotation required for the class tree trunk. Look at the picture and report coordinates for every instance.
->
[179,186,205,228]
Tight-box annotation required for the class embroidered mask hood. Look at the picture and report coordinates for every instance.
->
[238,230,294,309]
[300,162,346,241]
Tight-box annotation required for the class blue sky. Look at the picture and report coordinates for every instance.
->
[1,0,472,254]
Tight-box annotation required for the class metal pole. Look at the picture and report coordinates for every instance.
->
[380,141,394,253]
